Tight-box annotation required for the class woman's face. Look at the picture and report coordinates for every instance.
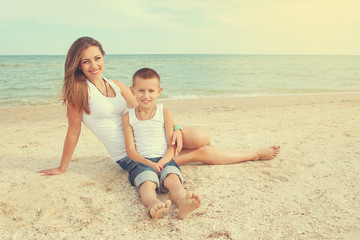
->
[79,46,104,82]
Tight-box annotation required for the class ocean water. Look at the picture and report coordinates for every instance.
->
[0,54,359,108]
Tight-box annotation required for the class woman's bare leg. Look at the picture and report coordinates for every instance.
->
[177,126,280,166]
[174,145,280,166]
[181,126,211,149]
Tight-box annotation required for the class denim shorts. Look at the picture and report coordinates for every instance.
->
[116,156,183,193]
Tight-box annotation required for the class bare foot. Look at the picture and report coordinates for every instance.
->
[149,200,171,219]
[177,192,201,220]
[254,146,280,160]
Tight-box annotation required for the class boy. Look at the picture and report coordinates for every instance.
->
[121,68,201,219]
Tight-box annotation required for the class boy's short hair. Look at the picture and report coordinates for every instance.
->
[132,68,160,86]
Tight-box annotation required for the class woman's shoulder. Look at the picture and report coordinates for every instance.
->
[111,79,125,88]
[108,78,137,108]
[102,78,122,88]
[104,78,127,94]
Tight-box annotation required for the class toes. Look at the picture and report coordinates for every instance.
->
[155,202,165,210]
[150,202,165,212]
[164,200,171,208]
[186,191,192,198]
[150,201,170,219]
[188,192,201,205]
[192,193,201,203]
[271,146,280,156]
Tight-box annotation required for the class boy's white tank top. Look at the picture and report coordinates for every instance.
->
[129,104,168,158]
[82,78,127,161]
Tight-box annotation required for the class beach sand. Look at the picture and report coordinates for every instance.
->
[1,93,359,239]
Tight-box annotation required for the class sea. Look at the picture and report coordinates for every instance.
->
[0,54,359,108]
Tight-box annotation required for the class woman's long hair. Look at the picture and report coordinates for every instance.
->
[63,37,105,114]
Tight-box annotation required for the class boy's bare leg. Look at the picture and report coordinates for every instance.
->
[174,145,280,166]
[139,181,171,219]
[176,192,201,220]
[163,174,201,220]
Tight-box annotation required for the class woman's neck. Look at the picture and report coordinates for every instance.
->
[88,76,103,84]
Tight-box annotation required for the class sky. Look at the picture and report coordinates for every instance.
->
[1,0,359,55]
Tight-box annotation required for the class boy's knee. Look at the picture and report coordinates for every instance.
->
[163,174,180,186]
[140,181,157,189]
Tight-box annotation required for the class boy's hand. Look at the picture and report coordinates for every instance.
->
[157,161,166,170]
[149,162,162,174]
[38,168,65,176]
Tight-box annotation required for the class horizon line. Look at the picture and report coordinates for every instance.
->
[1,53,360,56]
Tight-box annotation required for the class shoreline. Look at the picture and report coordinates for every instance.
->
[1,91,360,110]
[1,93,360,239]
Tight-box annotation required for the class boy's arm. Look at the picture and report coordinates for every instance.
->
[122,113,161,173]
[158,108,176,168]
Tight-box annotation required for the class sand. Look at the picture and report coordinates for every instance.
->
[0,93,359,239]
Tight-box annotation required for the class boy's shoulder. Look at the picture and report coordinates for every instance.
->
[162,106,170,113]
[162,106,173,118]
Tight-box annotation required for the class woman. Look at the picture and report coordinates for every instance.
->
[39,37,279,176]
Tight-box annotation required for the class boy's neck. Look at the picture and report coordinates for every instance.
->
[137,103,156,113]
[136,104,157,121]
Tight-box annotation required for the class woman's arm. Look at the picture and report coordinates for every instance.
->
[113,80,138,109]
[122,113,161,173]
[172,126,183,156]
[39,105,83,175]
[158,108,175,168]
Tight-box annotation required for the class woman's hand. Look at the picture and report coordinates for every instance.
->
[38,168,65,176]
[172,129,183,156]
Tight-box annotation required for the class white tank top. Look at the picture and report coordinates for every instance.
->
[129,104,168,158]
[82,78,127,161]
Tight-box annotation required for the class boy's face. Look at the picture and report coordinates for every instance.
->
[131,77,162,108]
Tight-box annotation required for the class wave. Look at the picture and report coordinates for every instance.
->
[159,90,360,101]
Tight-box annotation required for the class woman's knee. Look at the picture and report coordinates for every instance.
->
[198,145,213,158]
[182,126,211,148]
[192,145,218,164]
